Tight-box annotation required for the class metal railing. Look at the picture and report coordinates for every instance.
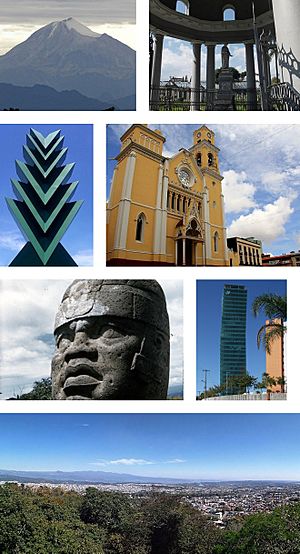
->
[268,82,300,111]
[205,392,287,401]
[150,86,260,111]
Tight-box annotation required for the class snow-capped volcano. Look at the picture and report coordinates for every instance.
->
[53,17,101,38]
[0,18,135,109]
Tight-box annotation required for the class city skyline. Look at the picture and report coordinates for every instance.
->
[1,413,300,480]
[196,280,287,392]
[0,0,136,51]
[0,124,93,267]
[107,124,300,257]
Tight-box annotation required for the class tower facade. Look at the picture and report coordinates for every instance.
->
[106,124,228,266]
[220,284,247,393]
[265,318,284,393]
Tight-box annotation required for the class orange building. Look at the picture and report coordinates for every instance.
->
[266,318,284,393]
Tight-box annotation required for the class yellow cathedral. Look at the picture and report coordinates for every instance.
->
[106,124,229,266]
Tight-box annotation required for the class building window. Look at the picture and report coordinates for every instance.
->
[223,6,236,21]
[196,153,201,166]
[213,231,219,253]
[135,213,145,242]
[208,153,214,166]
[176,0,189,15]
[171,192,176,210]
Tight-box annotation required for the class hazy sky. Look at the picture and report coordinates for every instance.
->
[0,280,183,399]
[1,413,300,480]
[0,124,93,267]
[0,0,136,52]
[107,124,300,256]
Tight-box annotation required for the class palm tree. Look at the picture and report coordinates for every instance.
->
[252,293,287,353]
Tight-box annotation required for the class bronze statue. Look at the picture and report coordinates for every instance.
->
[51,280,170,400]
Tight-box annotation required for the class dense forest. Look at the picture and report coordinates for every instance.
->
[1,483,300,553]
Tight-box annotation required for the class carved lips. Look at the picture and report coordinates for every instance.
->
[63,361,103,397]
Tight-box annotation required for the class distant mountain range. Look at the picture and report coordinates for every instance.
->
[0,469,198,485]
[0,17,136,110]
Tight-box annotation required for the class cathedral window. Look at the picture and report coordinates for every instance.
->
[213,231,219,253]
[208,153,214,166]
[196,153,202,167]
[171,192,176,210]
[135,213,145,242]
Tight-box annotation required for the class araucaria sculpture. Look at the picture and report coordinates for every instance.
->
[51,280,170,400]
[6,128,83,266]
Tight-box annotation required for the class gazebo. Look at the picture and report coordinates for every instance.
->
[150,0,300,110]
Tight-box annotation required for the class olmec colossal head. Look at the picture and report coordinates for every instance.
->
[51,279,170,400]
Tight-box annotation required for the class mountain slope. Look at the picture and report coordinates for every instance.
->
[0,18,136,108]
[0,82,113,111]
[0,468,197,485]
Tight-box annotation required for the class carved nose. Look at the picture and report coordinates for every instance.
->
[64,332,98,364]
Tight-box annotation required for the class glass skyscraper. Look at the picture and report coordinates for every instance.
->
[220,284,247,394]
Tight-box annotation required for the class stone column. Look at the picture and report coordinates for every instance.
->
[272,0,300,92]
[245,42,257,110]
[182,238,186,266]
[191,42,201,111]
[175,240,178,266]
[206,43,216,110]
[114,152,136,250]
[206,43,216,91]
[150,33,164,109]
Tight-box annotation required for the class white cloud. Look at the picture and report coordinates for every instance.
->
[227,195,296,244]
[0,280,69,397]
[261,171,285,194]
[92,458,154,467]
[0,231,25,252]
[162,39,194,80]
[160,280,183,388]
[91,458,186,467]
[223,170,256,213]
[73,249,93,266]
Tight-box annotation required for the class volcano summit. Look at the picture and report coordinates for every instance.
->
[0,18,136,110]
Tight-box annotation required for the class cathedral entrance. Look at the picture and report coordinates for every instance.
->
[176,238,197,266]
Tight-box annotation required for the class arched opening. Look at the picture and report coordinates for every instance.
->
[176,0,189,15]
[223,6,236,21]
[213,231,219,253]
[196,153,202,167]
[208,153,214,167]
[135,213,145,242]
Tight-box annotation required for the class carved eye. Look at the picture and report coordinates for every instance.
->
[55,330,74,350]
[100,326,127,340]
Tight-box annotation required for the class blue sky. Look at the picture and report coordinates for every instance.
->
[1,413,300,480]
[196,280,287,392]
[107,124,300,255]
[0,124,93,266]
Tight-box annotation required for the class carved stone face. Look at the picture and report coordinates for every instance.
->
[51,280,170,400]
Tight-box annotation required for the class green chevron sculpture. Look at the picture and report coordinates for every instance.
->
[6,128,83,266]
